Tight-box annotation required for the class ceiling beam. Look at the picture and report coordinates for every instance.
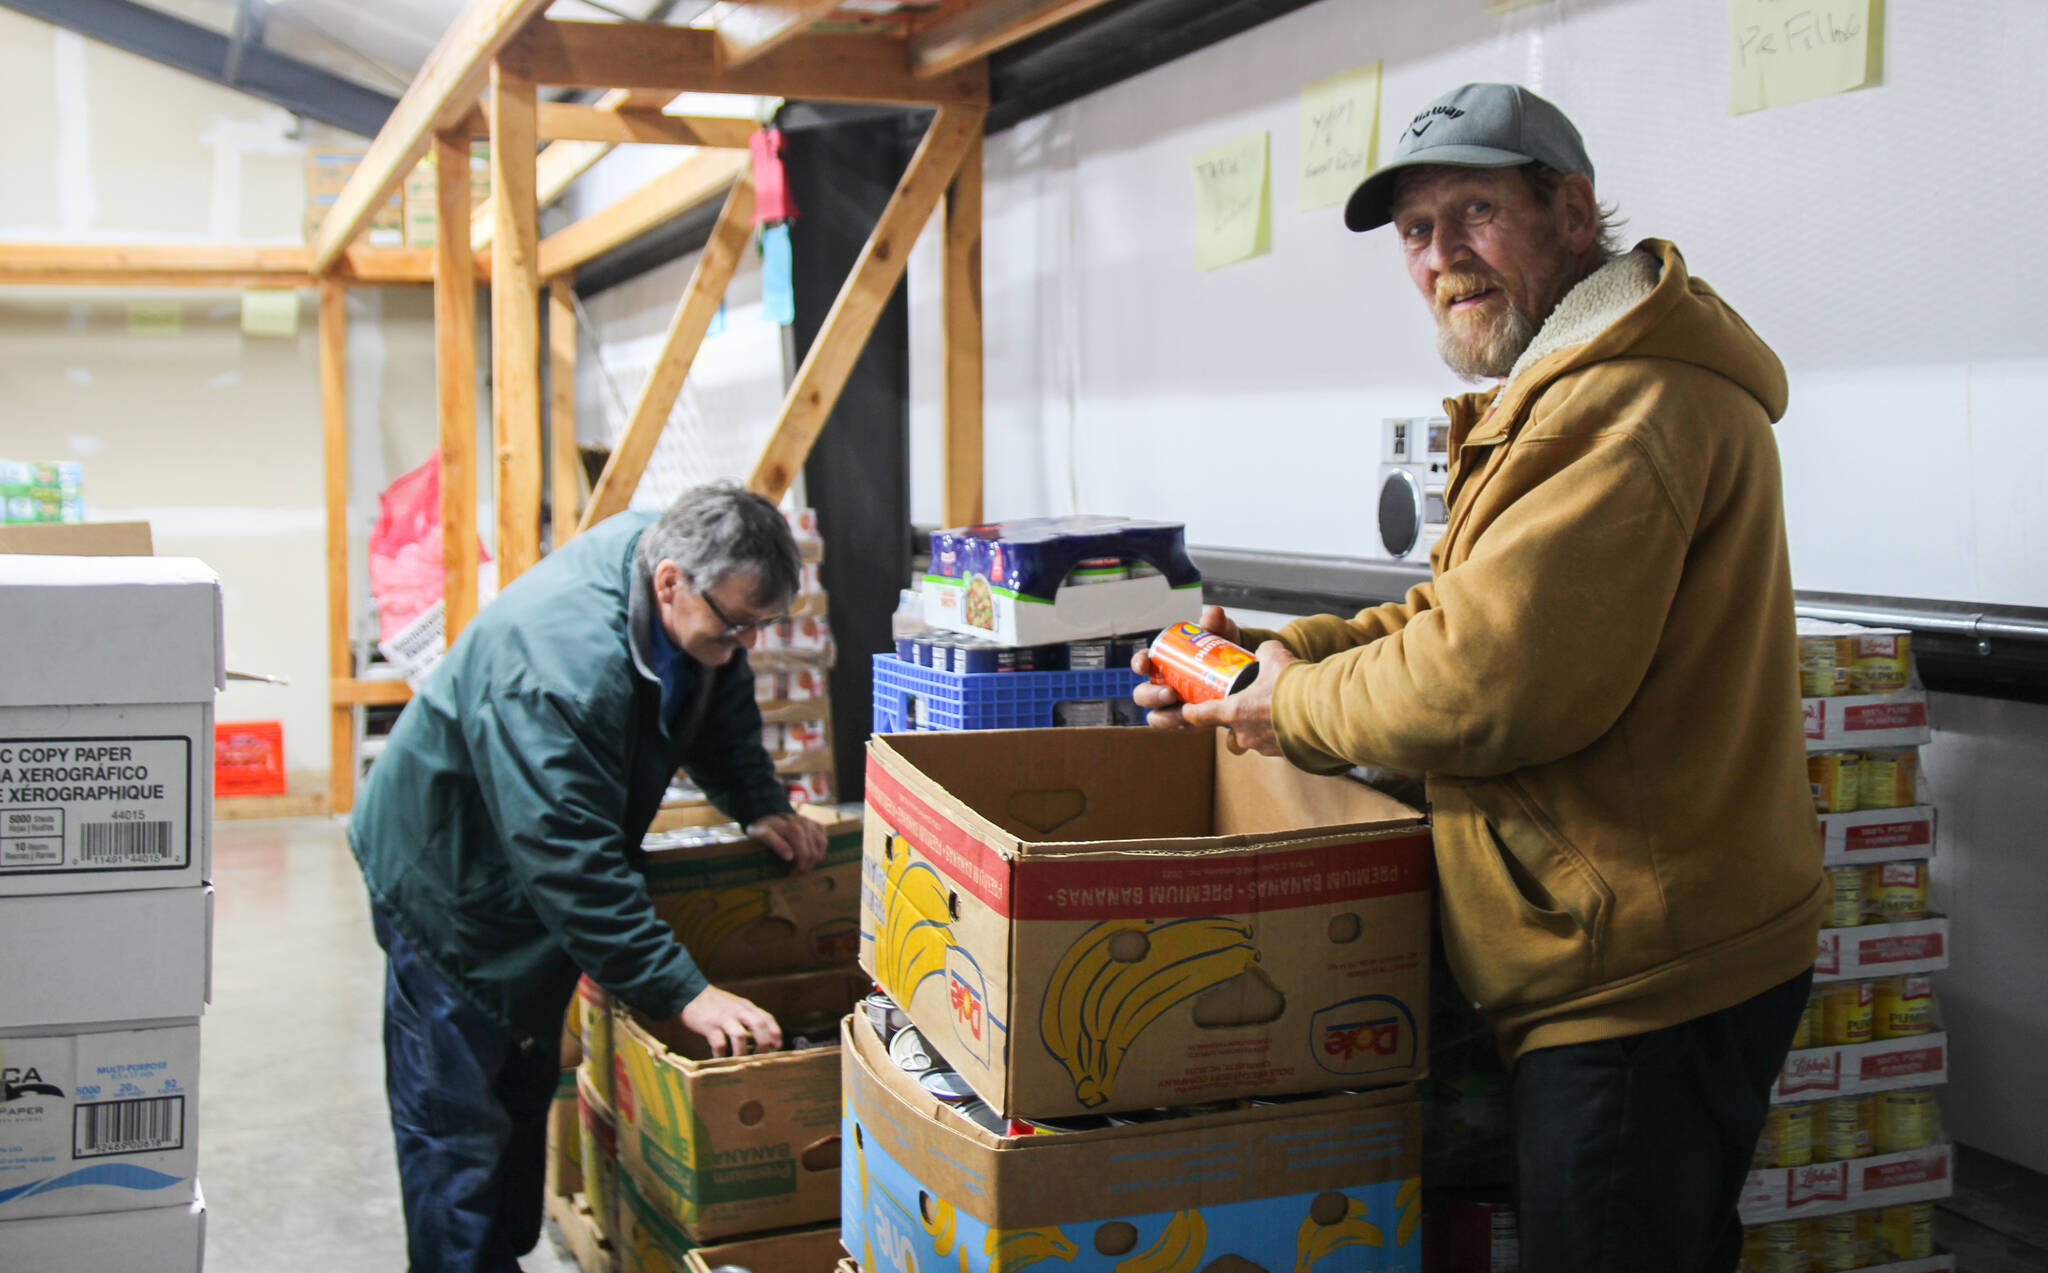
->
[711,0,844,71]
[0,0,396,138]
[308,0,553,274]
[534,102,756,146]
[0,243,480,288]
[221,0,267,88]
[502,19,989,107]
[470,86,674,254]
[536,148,749,278]
[910,0,1122,78]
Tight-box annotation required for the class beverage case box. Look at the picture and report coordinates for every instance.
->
[842,1016,1424,1273]
[0,556,224,897]
[642,806,864,983]
[0,1023,200,1221]
[612,967,866,1242]
[922,517,1202,645]
[0,1183,205,1273]
[861,728,1434,1119]
[0,885,212,1031]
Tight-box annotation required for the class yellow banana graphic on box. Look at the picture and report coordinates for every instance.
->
[1292,1197,1383,1272]
[1117,1211,1206,1273]
[922,1194,958,1257]
[985,1225,1078,1271]
[876,835,956,1001]
[658,885,769,959]
[1040,918,1259,1108]
[1395,1176,1421,1248]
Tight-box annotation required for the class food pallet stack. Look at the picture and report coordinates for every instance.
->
[1737,622,1950,1273]
[872,517,1203,734]
[754,508,838,809]
[0,556,222,1271]
[844,724,1437,1272]
[545,807,870,1273]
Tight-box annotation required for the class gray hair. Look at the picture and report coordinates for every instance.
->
[635,480,802,606]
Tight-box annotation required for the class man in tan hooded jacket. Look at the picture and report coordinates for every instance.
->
[1137,84,1824,1272]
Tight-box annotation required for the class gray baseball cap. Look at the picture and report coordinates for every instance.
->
[1344,83,1594,232]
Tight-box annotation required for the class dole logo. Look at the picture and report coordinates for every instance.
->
[945,944,992,1068]
[1310,995,1418,1076]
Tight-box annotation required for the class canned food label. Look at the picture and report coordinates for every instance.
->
[1862,1044,1943,1081]
[1778,1052,1842,1098]
[1878,863,1923,886]
[1786,1162,1850,1208]
[1862,1154,1947,1191]
[1857,932,1943,964]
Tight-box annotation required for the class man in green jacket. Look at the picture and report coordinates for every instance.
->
[350,480,827,1272]
[1138,85,1822,1271]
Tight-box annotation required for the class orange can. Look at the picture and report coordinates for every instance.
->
[1148,622,1260,704]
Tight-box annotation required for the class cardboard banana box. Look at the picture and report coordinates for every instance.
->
[613,968,866,1242]
[643,807,864,982]
[579,1062,622,1244]
[842,1015,1424,1273]
[862,728,1433,1119]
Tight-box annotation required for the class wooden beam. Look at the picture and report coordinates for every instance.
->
[308,0,552,273]
[490,65,544,585]
[0,243,467,287]
[435,127,481,644]
[535,102,755,147]
[471,87,672,253]
[712,0,844,70]
[941,129,984,528]
[579,174,756,534]
[910,0,1121,77]
[548,274,580,546]
[537,149,748,279]
[319,280,355,814]
[503,21,989,107]
[749,105,984,503]
[331,677,416,706]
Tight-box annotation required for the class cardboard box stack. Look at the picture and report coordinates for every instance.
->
[1736,622,1951,1272]
[549,806,868,1272]
[873,518,1204,735]
[845,727,1433,1272]
[2,460,85,525]
[0,555,222,1272]
[304,147,404,246]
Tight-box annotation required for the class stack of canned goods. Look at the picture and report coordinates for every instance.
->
[1799,630,1913,699]
[1819,861,1932,930]
[1741,1202,1936,1272]
[1792,977,1938,1052]
[893,629,1160,677]
[1808,749,1920,815]
[1753,1086,1941,1171]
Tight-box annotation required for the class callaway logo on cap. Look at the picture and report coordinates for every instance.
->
[1344,83,1594,232]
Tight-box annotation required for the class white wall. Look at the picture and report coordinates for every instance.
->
[908,0,2048,606]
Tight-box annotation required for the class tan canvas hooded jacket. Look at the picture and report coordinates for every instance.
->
[1249,239,1824,1060]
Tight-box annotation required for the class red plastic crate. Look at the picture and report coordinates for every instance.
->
[215,720,286,797]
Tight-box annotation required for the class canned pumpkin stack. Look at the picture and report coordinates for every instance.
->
[1737,622,1951,1273]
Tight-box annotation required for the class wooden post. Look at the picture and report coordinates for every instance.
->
[435,127,481,641]
[579,174,757,533]
[548,274,580,545]
[490,63,543,583]
[748,105,984,502]
[319,279,354,814]
[941,128,984,528]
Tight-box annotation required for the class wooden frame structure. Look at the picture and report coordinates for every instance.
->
[0,0,1125,814]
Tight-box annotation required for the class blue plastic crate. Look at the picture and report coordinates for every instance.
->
[871,654,1146,732]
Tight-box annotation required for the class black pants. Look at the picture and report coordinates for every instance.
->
[1513,968,1814,1273]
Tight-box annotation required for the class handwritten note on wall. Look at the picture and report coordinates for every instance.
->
[1729,0,1884,114]
[1298,63,1381,213]
[241,290,300,338]
[1192,132,1271,271]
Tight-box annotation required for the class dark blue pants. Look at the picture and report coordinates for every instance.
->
[1513,968,1814,1273]
[373,909,560,1273]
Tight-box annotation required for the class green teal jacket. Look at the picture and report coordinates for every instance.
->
[348,512,792,1043]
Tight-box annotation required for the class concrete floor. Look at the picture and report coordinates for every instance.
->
[203,816,577,1273]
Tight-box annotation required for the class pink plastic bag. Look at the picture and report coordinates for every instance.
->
[368,456,490,644]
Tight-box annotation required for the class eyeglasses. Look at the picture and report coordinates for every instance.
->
[698,586,786,638]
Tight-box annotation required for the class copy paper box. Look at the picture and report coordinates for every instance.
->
[612,968,865,1242]
[682,1224,846,1273]
[861,728,1432,1119]
[642,808,864,982]
[0,1183,205,1273]
[1737,1139,1953,1224]
[0,1023,200,1221]
[842,1015,1424,1273]
[1814,917,1949,982]
[0,886,212,1030]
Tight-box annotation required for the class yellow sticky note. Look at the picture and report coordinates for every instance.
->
[1192,132,1270,271]
[126,303,181,336]
[241,289,301,338]
[1729,0,1884,114]
[1299,63,1381,213]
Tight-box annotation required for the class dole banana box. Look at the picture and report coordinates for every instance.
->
[578,1062,621,1243]
[642,807,863,982]
[862,728,1432,1119]
[682,1224,846,1272]
[842,1016,1423,1273]
[546,1068,584,1202]
[612,968,865,1242]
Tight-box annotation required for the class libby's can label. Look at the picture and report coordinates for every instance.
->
[1148,622,1259,704]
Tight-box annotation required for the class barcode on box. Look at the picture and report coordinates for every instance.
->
[80,821,173,864]
[73,1095,184,1158]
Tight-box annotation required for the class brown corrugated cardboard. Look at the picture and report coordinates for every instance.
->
[613,968,864,1242]
[642,808,863,982]
[547,1068,584,1201]
[682,1224,846,1273]
[861,728,1433,1118]
[578,1062,621,1243]
[0,522,153,556]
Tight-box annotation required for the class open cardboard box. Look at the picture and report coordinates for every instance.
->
[842,1014,1423,1273]
[612,967,866,1242]
[643,806,863,981]
[681,1224,845,1273]
[861,727,1434,1118]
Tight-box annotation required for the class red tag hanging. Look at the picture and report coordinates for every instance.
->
[749,127,795,224]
